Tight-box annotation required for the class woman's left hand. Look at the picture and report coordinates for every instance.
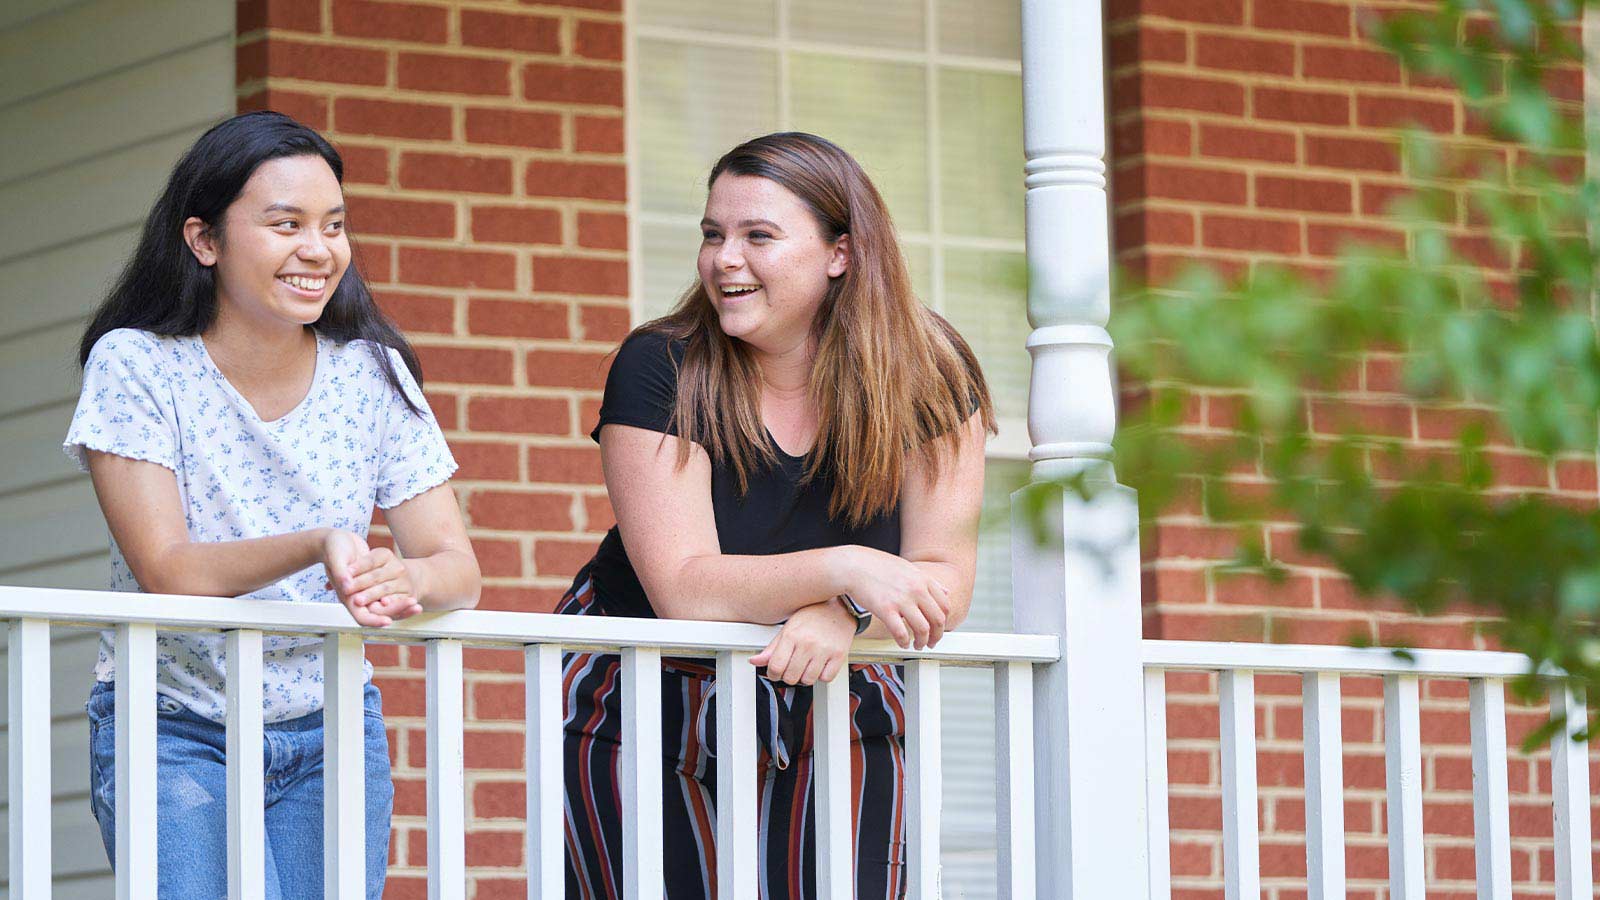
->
[750,599,858,686]
[340,547,424,623]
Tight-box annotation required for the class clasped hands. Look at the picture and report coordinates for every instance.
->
[321,529,423,627]
[752,549,954,687]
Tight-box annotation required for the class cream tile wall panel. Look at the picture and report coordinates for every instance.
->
[0,402,77,495]
[0,131,197,263]
[0,227,138,337]
[0,0,230,107]
[0,321,80,417]
[0,38,233,184]
[0,480,106,573]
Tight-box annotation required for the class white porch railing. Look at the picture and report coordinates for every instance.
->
[0,585,1058,900]
[1142,640,1593,900]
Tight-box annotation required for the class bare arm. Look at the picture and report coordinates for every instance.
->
[602,422,967,648]
[897,411,988,635]
[601,424,851,624]
[345,482,480,613]
[87,450,333,597]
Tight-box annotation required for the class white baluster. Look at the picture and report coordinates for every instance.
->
[1219,670,1259,900]
[116,622,157,900]
[1383,674,1424,899]
[905,659,942,899]
[998,661,1037,900]
[427,639,465,900]
[1551,684,1592,900]
[323,633,366,900]
[1302,672,1345,900]
[226,629,265,900]
[620,646,663,900]
[525,644,564,899]
[9,618,51,899]
[1468,677,1511,899]
[1142,669,1170,900]
[715,651,760,897]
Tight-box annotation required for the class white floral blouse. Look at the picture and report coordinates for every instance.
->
[64,328,458,723]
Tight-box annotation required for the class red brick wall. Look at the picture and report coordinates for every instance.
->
[1108,2,1598,896]
[236,0,624,892]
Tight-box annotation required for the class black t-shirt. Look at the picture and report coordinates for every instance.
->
[585,329,900,618]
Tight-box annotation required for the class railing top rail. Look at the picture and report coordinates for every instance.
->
[0,586,1060,665]
[1144,639,1553,680]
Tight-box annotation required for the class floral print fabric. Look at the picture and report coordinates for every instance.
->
[64,328,457,723]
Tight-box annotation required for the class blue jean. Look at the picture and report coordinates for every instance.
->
[86,680,393,900]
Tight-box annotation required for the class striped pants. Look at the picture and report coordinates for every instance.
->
[559,576,909,899]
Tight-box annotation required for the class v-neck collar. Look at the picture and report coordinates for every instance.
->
[194,331,325,426]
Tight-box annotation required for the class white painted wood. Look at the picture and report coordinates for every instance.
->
[715,651,760,898]
[811,663,853,899]
[1550,684,1592,900]
[1218,670,1259,900]
[1141,669,1170,900]
[8,618,51,899]
[0,587,1059,663]
[426,639,466,900]
[0,2,239,891]
[997,661,1037,900]
[620,646,663,900]
[225,629,265,900]
[0,0,232,107]
[1302,672,1345,900]
[524,644,563,900]
[322,633,365,900]
[905,659,942,898]
[1468,678,1511,900]
[1015,10,1140,894]
[0,38,234,185]
[1146,640,1541,679]
[1383,674,1425,899]
[1019,0,1115,467]
[0,131,202,264]
[1011,480,1147,899]
[114,623,156,900]
[0,480,103,571]
[0,226,138,337]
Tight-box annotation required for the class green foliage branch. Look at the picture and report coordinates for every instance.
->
[1102,0,1600,742]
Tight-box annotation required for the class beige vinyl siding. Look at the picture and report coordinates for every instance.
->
[0,1,233,894]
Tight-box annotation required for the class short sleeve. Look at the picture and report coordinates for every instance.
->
[375,347,459,509]
[63,329,179,473]
[589,329,683,444]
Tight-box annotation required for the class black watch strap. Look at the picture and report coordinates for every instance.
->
[839,594,872,635]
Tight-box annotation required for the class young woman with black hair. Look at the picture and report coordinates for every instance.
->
[64,110,481,898]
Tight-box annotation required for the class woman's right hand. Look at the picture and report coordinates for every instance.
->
[832,546,952,649]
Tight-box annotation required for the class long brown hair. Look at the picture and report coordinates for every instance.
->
[641,132,997,526]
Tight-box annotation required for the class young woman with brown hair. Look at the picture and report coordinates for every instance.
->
[562,132,995,898]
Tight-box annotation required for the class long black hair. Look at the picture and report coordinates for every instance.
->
[78,110,423,412]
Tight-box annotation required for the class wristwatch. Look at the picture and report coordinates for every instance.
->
[837,594,872,635]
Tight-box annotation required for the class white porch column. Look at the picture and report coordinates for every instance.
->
[1011,1,1150,898]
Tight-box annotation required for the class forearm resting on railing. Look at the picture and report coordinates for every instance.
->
[404,547,481,612]
[649,546,854,625]
[128,528,334,599]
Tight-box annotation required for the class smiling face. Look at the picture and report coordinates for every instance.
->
[185,154,349,332]
[697,173,849,355]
